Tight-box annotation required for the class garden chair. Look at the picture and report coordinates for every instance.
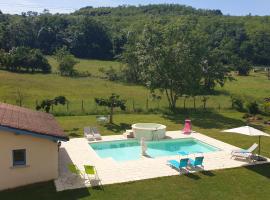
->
[188,156,204,168]
[91,127,102,140]
[231,143,258,161]
[168,158,189,174]
[84,127,94,141]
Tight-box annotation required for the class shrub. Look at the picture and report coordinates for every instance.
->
[263,102,270,114]
[99,66,121,81]
[231,96,244,111]
[246,101,260,115]
[242,113,252,119]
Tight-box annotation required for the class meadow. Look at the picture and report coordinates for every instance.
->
[0,57,269,115]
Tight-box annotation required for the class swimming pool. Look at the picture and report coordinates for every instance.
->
[90,138,220,162]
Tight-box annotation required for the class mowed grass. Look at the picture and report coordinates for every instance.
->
[57,111,270,158]
[1,164,270,200]
[0,57,269,114]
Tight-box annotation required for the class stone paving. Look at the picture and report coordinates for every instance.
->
[54,131,269,191]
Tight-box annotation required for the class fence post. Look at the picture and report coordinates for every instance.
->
[81,100,84,112]
[132,99,135,112]
[146,98,149,111]
[67,101,69,112]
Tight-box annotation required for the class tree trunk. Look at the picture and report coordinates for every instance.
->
[110,106,114,124]
[193,96,196,110]
[165,88,177,111]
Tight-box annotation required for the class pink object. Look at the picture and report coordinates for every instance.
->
[183,119,192,134]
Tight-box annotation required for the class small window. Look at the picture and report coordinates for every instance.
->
[13,149,26,166]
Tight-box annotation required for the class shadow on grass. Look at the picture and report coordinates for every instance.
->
[64,128,82,137]
[184,173,201,180]
[206,89,231,96]
[0,181,91,200]
[163,109,244,130]
[200,170,215,177]
[104,123,131,133]
[244,163,270,179]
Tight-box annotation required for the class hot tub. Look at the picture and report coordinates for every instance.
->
[132,123,166,140]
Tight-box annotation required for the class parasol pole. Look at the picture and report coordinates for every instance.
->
[258,135,261,155]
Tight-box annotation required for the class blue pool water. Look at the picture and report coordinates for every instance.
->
[90,138,220,162]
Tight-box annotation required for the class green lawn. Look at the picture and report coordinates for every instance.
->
[57,112,270,158]
[1,164,270,200]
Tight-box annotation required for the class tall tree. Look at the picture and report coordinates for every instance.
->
[123,22,205,110]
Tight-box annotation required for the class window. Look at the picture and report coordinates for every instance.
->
[13,149,26,166]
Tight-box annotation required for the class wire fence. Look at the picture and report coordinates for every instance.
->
[1,96,233,116]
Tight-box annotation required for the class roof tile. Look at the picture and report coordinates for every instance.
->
[0,103,68,141]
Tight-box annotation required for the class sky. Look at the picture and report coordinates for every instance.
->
[0,0,269,16]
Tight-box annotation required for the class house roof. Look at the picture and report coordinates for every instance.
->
[0,103,69,141]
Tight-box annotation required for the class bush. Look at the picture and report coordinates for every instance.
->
[231,96,244,111]
[99,66,121,81]
[246,101,260,115]
[242,113,252,119]
[263,102,270,114]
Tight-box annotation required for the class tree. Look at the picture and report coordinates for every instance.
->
[122,22,205,110]
[55,47,78,76]
[6,47,51,73]
[28,49,51,73]
[201,50,233,91]
[95,93,126,123]
[121,31,143,83]
[235,59,252,76]
[36,96,67,113]
[201,96,210,110]
[67,17,113,59]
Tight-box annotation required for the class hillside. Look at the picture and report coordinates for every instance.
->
[0,4,270,65]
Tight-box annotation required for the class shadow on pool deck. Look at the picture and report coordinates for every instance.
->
[57,148,103,191]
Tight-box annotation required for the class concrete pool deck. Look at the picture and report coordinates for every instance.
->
[54,131,270,191]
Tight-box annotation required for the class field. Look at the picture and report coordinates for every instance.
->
[0,57,269,115]
[1,57,270,199]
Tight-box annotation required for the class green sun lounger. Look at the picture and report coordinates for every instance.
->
[84,165,103,189]
[68,164,84,176]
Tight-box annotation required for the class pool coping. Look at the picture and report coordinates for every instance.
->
[89,137,222,162]
[55,130,270,191]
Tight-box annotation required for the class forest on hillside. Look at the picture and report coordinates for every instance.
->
[0,4,269,65]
